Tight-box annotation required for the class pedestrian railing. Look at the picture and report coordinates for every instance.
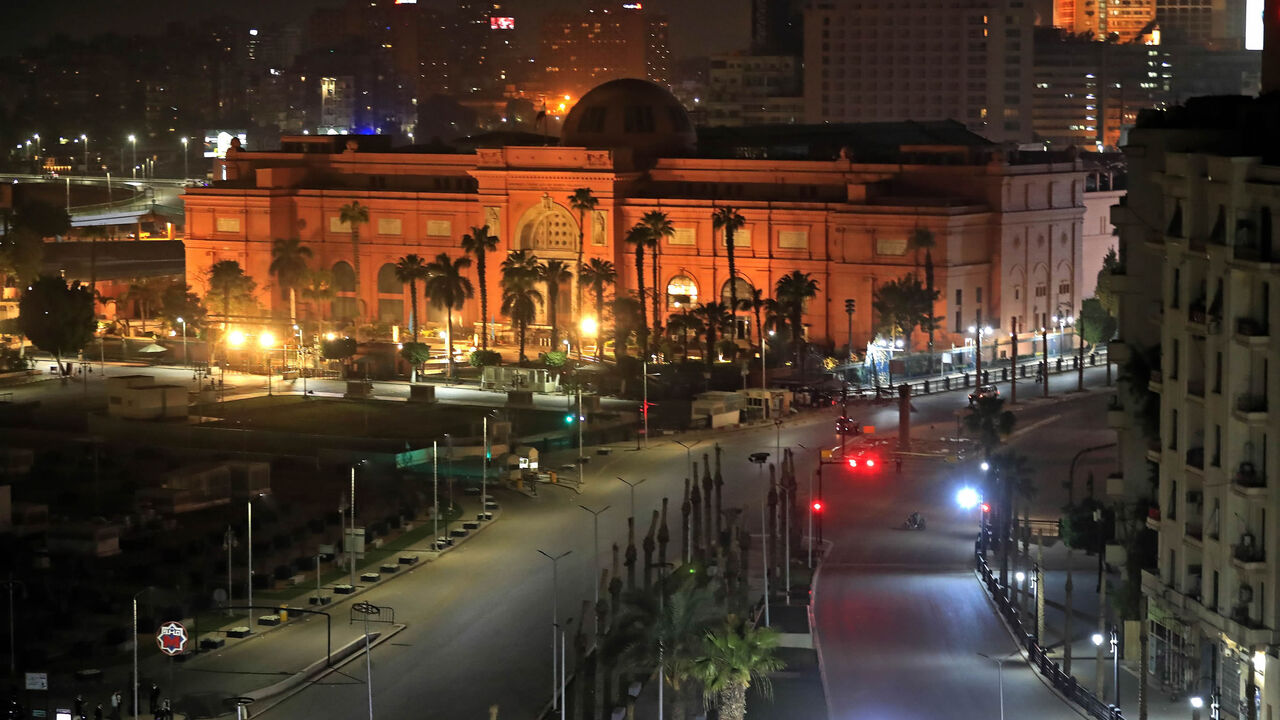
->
[975,533,1124,720]
[855,348,1109,400]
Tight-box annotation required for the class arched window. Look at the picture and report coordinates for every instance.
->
[514,199,580,252]
[720,277,754,307]
[667,275,698,309]
[377,263,402,294]
[332,262,356,292]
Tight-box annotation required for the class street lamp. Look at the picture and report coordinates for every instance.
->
[128,135,137,179]
[968,325,993,383]
[1051,313,1075,358]
[977,652,1012,720]
[673,439,701,479]
[176,317,187,367]
[537,549,572,715]
[132,586,156,720]
[579,504,610,635]
[1091,626,1120,706]
[181,136,189,180]
[79,134,88,175]
[616,476,647,520]
[748,451,771,626]
[1190,696,1204,720]
[580,316,597,361]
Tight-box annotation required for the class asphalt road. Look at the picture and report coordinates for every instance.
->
[19,358,1111,718]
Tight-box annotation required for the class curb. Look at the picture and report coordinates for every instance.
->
[972,565,1092,720]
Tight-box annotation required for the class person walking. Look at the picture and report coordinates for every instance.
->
[73,695,85,719]
[160,698,171,720]
[110,690,122,720]
[148,684,160,714]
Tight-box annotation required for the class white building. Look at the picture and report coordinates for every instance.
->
[1114,91,1280,718]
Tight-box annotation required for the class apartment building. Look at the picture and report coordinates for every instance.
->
[1114,91,1280,718]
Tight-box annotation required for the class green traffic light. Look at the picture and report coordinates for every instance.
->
[565,414,575,424]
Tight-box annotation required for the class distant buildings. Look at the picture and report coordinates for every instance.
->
[538,4,671,99]
[1054,0,1157,42]
[801,0,1034,144]
[701,54,804,126]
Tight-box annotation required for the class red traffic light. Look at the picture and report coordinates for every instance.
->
[980,502,991,513]
[812,500,823,512]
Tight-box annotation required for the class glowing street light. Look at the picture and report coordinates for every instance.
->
[80,134,88,175]
[128,134,137,178]
[181,136,189,180]
[258,331,277,349]
[956,486,980,510]
[228,330,246,347]
[980,460,990,472]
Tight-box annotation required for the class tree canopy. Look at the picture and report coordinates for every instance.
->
[19,275,96,369]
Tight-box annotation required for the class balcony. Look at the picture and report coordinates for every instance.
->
[1146,438,1162,464]
[1148,370,1163,393]
[1233,394,1269,424]
[1185,522,1204,547]
[1231,462,1266,497]
[1186,379,1206,400]
[1184,446,1205,471]
[1235,317,1270,348]
[1146,505,1161,531]
[1231,241,1277,271]
[1231,539,1266,571]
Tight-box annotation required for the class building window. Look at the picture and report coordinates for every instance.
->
[976,286,983,304]
[1035,285,1047,298]
[955,289,963,306]
[1059,281,1071,295]
[955,310,961,331]
[667,275,698,308]
[1014,285,1020,300]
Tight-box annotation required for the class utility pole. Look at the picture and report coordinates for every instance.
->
[1042,323,1050,398]
[1077,317,1086,391]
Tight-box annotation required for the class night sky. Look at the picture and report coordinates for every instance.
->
[0,0,748,60]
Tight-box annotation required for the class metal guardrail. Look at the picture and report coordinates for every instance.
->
[858,349,1110,400]
[975,532,1124,720]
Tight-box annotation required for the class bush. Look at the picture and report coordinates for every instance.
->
[400,341,431,365]
[469,349,502,367]
[541,350,568,367]
[322,336,358,361]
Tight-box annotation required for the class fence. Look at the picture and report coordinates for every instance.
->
[850,348,1109,400]
[975,531,1124,720]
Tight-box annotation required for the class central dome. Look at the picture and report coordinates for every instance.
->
[561,79,697,159]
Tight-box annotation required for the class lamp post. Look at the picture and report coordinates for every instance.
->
[177,317,187,367]
[132,587,155,720]
[1041,322,1050,398]
[222,526,237,617]
[1051,313,1074,358]
[977,652,1010,720]
[748,451,771,626]
[537,549,572,714]
[181,137,189,180]
[352,602,379,720]
[616,476,646,520]
[579,504,610,634]
[673,439,700,479]
[1190,696,1204,720]
[128,135,137,179]
[844,298,855,362]
[969,325,992,384]
[1,575,25,676]
[79,134,88,175]
[247,499,254,623]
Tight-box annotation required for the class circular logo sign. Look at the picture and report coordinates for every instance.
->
[156,621,189,656]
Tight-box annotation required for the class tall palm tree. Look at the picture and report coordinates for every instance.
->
[268,237,312,325]
[338,201,370,319]
[693,302,732,368]
[393,254,430,342]
[579,257,616,360]
[460,224,499,349]
[610,296,643,362]
[696,622,786,720]
[538,258,573,350]
[207,260,255,332]
[712,207,747,337]
[500,253,543,364]
[910,227,939,371]
[423,252,474,380]
[774,271,820,371]
[745,288,767,366]
[641,210,675,340]
[624,223,654,353]
[666,311,703,361]
[300,268,335,332]
[568,188,598,344]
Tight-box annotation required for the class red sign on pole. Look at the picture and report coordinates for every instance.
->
[156,621,188,656]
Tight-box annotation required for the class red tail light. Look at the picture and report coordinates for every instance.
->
[848,458,857,468]
[866,458,876,468]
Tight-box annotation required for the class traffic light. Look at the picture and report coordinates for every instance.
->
[565,413,575,424]
[981,502,991,514]
[844,298,856,314]
[812,500,823,512]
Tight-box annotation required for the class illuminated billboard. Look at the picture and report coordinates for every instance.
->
[490,16,515,30]
[203,130,248,159]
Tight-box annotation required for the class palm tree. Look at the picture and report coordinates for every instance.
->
[207,260,255,332]
[610,296,643,362]
[423,252,474,380]
[744,288,767,366]
[910,228,939,371]
[338,201,370,319]
[666,310,703,361]
[774,271,820,371]
[460,224,499,349]
[696,621,786,720]
[393,254,430,342]
[300,268,335,332]
[624,223,654,353]
[963,395,1016,458]
[641,211,675,340]
[611,580,721,720]
[268,238,312,325]
[568,188,598,345]
[712,207,747,337]
[579,258,616,360]
[538,259,573,350]
[693,302,732,367]
[123,277,166,334]
[500,256,543,364]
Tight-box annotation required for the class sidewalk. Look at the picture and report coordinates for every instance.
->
[995,536,1188,720]
[40,495,499,720]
